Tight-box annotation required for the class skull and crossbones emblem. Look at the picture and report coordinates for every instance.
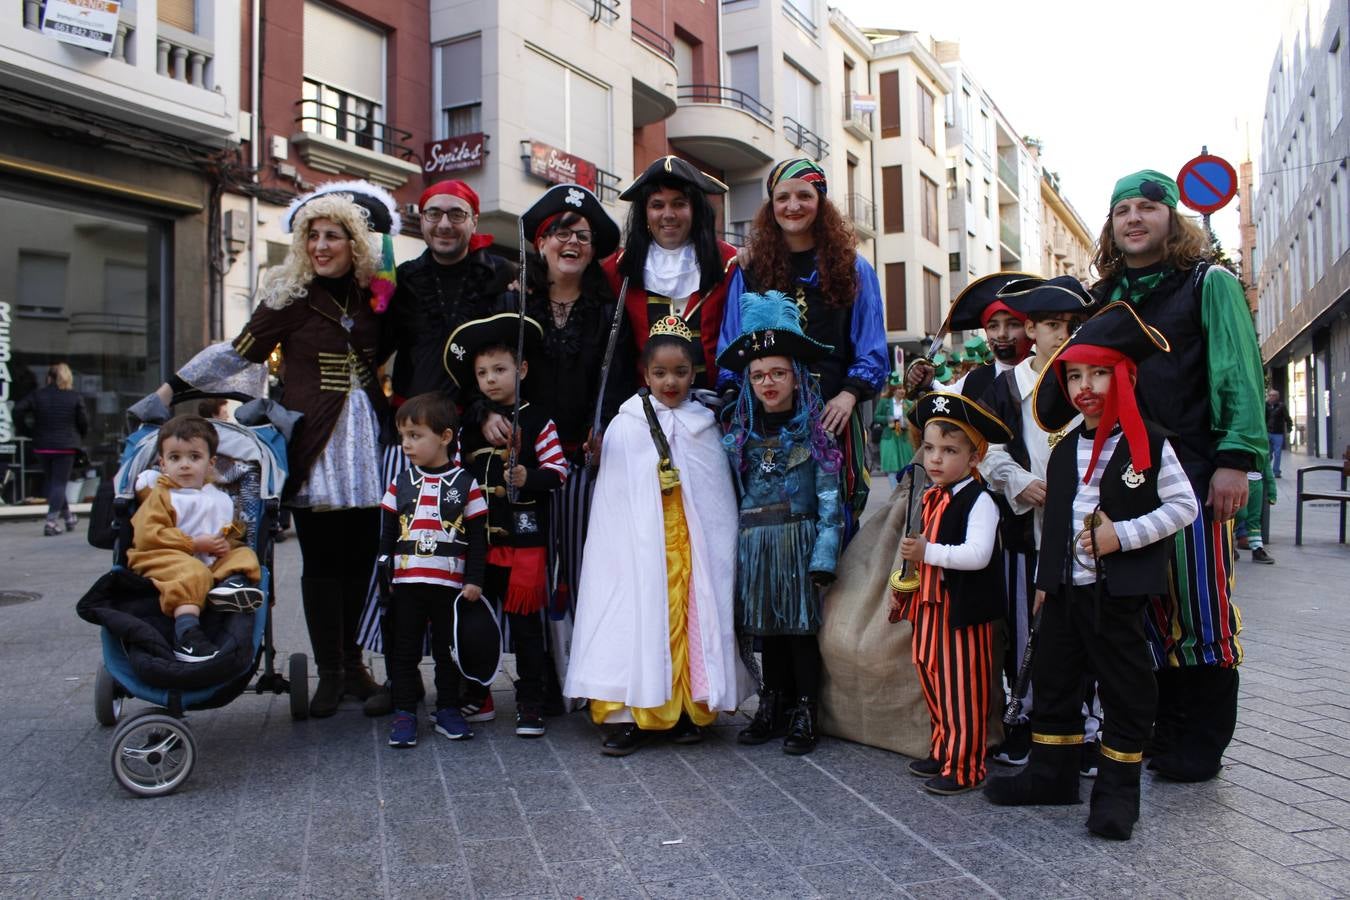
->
[565,187,585,207]
[931,396,951,414]
[450,342,465,361]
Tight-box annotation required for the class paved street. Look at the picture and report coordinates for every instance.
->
[1,451,1348,898]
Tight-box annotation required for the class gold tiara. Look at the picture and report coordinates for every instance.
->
[649,315,693,342]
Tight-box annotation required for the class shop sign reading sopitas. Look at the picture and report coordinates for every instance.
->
[526,141,597,192]
[424,134,486,174]
[42,0,122,55]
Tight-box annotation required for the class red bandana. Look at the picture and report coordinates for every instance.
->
[419,180,493,251]
[980,299,1026,328]
[1057,344,1149,482]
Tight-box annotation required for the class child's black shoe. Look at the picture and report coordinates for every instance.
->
[207,575,265,612]
[174,626,220,663]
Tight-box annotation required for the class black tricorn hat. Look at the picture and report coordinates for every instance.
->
[996,275,1099,317]
[521,184,621,259]
[906,390,1013,444]
[443,312,545,389]
[1031,301,1171,432]
[944,271,1039,331]
[620,155,729,201]
[452,592,502,686]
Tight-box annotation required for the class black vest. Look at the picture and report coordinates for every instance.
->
[933,479,1006,628]
[1037,426,1170,597]
[459,402,553,548]
[982,368,1036,555]
[960,363,998,403]
[1102,264,1213,496]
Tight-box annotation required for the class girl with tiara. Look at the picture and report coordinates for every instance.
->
[718,291,843,755]
[564,316,751,756]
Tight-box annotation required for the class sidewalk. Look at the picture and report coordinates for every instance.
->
[0,456,1346,898]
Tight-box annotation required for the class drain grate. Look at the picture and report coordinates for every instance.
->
[0,591,41,606]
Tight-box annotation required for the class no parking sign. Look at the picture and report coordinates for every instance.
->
[1177,154,1238,215]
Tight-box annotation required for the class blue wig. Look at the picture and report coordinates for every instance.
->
[721,360,842,482]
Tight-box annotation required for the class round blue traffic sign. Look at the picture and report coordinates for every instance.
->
[1177,154,1237,215]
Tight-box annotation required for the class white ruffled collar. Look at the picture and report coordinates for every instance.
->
[643,242,701,301]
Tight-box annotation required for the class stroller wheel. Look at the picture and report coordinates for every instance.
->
[110,712,196,797]
[289,653,309,720]
[94,665,123,727]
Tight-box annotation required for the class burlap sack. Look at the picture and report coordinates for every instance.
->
[819,474,1007,757]
[818,477,931,757]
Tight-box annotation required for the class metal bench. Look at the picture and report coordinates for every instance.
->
[1295,464,1350,545]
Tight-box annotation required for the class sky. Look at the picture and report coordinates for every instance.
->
[831,0,1307,257]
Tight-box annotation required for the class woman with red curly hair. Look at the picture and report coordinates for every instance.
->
[716,158,887,531]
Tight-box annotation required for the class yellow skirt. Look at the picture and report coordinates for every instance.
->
[590,485,716,731]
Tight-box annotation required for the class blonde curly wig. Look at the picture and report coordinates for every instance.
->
[258,193,381,309]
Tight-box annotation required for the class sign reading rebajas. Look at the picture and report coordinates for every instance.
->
[42,0,121,55]
[526,141,597,192]
[424,133,486,174]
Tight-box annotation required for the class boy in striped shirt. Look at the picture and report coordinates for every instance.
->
[380,393,489,748]
[985,302,1198,840]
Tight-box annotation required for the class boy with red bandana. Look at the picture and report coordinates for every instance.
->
[984,302,1197,840]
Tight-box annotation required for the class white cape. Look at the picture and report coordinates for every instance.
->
[564,394,752,713]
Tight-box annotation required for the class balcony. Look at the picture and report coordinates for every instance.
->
[997,152,1018,203]
[7,0,239,146]
[999,218,1022,265]
[846,192,875,238]
[667,85,774,171]
[630,17,678,127]
[841,92,874,141]
[783,116,829,162]
[292,98,421,190]
[782,0,819,39]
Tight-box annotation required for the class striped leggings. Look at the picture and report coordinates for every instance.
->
[911,598,994,786]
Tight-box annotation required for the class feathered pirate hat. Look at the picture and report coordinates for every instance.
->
[715,290,832,372]
[1032,301,1170,481]
[906,390,1013,457]
[443,312,545,389]
[284,179,402,313]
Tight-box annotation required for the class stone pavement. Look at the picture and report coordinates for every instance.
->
[0,451,1348,898]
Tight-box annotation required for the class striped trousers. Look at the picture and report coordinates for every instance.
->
[911,598,995,787]
[1144,508,1243,669]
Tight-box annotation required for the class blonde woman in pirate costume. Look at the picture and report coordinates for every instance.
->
[144,180,398,717]
[717,158,887,534]
[604,156,740,389]
[564,316,751,756]
[1092,170,1266,782]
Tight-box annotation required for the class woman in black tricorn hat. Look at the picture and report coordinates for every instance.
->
[602,155,741,389]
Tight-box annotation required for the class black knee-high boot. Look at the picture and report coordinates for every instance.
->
[1087,754,1143,840]
[302,577,345,717]
[984,739,1082,806]
[1147,667,1185,758]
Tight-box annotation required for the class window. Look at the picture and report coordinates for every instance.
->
[17,251,68,318]
[923,269,942,333]
[980,109,992,156]
[984,179,991,218]
[524,45,612,170]
[960,88,972,133]
[921,174,940,244]
[675,37,696,86]
[782,0,816,37]
[885,263,907,331]
[302,2,386,150]
[917,81,936,151]
[965,162,973,202]
[727,180,762,245]
[881,165,904,233]
[1330,31,1343,129]
[158,0,194,32]
[726,48,759,102]
[948,252,961,273]
[879,70,900,139]
[781,58,819,135]
[437,35,482,136]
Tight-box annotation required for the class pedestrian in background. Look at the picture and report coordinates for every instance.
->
[15,362,87,536]
[1265,388,1292,478]
[873,378,913,488]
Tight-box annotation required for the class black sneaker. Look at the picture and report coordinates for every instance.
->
[207,574,265,612]
[993,722,1031,766]
[924,775,981,795]
[174,626,220,663]
[1080,740,1100,778]
[515,704,546,738]
[1251,547,1275,565]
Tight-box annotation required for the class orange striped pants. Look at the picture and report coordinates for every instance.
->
[910,598,994,786]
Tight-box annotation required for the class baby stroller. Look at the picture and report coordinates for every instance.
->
[77,391,307,797]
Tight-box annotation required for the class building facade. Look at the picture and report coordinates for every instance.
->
[1039,169,1093,281]
[1253,0,1350,458]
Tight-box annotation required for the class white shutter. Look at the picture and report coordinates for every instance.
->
[524,48,567,150]
[303,1,385,102]
[569,72,610,168]
[440,35,482,108]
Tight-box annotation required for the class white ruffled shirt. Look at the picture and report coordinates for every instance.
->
[134,469,235,564]
[643,243,701,312]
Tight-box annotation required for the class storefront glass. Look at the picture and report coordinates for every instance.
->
[0,188,168,503]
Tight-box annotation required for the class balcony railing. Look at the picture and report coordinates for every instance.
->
[720,229,748,248]
[783,116,829,161]
[294,98,415,159]
[568,0,620,25]
[997,154,1018,193]
[157,24,213,89]
[596,168,622,204]
[631,17,674,60]
[677,84,772,126]
[841,92,874,136]
[846,193,875,234]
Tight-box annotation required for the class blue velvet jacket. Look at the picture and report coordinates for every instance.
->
[733,432,844,578]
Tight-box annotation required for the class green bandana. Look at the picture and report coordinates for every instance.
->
[1110,169,1179,210]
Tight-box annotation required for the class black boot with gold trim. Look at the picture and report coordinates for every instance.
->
[983,732,1083,806]
[1086,747,1143,840]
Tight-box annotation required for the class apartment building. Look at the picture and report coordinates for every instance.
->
[1253,0,1350,457]
[1039,169,1093,281]
[1,0,242,484]
[823,10,878,267]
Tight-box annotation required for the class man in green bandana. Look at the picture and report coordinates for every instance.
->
[1089,169,1267,783]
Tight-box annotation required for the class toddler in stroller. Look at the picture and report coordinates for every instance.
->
[127,415,265,662]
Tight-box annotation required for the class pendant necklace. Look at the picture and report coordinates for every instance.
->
[331,285,355,332]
